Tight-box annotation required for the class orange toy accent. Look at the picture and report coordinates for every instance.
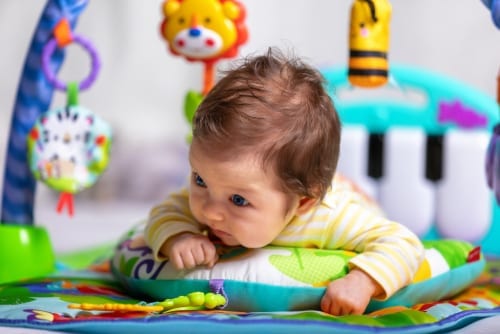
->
[95,135,106,146]
[56,192,74,217]
[30,128,39,140]
[88,260,111,273]
[203,62,216,96]
[53,19,73,47]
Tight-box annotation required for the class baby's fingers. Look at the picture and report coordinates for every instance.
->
[320,295,333,314]
[321,295,355,316]
[205,253,219,268]
[170,251,193,270]
[201,242,219,268]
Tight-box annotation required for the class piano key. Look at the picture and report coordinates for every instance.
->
[337,126,377,199]
[378,128,435,236]
[368,132,385,180]
[425,135,444,182]
[435,130,491,242]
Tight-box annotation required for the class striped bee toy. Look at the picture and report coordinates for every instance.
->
[348,0,392,88]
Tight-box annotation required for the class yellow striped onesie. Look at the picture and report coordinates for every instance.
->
[145,174,424,300]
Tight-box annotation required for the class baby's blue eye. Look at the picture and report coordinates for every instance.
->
[194,173,206,187]
[231,194,249,207]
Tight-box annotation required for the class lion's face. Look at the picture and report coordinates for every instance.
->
[161,0,247,61]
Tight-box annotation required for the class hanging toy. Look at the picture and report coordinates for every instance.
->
[348,0,392,88]
[159,0,248,132]
[27,18,111,217]
[481,1,500,205]
[486,123,500,204]
[485,69,500,205]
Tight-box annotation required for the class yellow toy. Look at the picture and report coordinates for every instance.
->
[160,0,248,96]
[348,0,392,88]
[68,291,227,313]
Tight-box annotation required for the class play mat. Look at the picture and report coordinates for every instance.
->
[0,251,499,334]
[1,0,500,333]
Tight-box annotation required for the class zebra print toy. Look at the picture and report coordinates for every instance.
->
[27,105,111,196]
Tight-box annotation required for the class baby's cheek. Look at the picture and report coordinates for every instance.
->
[237,230,274,248]
[188,194,202,221]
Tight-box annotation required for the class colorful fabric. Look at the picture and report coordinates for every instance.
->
[113,224,485,313]
[0,256,499,333]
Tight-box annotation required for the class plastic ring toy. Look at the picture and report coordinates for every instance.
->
[41,34,100,91]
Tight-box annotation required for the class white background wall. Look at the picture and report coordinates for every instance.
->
[0,0,498,251]
[1,1,499,145]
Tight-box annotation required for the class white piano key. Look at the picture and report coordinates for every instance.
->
[337,125,377,199]
[435,130,491,242]
[378,128,435,236]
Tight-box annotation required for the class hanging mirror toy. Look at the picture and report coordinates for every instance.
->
[28,18,112,217]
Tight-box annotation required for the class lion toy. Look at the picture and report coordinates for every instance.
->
[160,0,248,95]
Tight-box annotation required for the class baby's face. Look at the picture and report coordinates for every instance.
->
[188,140,299,247]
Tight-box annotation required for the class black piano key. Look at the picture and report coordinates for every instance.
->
[425,134,444,182]
[367,133,385,179]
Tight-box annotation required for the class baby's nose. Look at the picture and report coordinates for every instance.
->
[202,198,224,222]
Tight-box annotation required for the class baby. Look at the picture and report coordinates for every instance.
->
[145,48,424,315]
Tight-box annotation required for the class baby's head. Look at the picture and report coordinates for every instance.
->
[193,48,341,200]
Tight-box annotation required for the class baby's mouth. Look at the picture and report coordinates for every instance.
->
[211,228,231,239]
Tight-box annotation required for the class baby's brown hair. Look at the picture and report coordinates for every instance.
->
[193,48,341,199]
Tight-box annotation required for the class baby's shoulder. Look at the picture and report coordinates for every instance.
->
[322,173,382,214]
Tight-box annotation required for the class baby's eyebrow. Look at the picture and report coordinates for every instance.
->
[230,184,260,196]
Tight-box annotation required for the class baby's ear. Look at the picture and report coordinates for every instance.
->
[296,197,318,215]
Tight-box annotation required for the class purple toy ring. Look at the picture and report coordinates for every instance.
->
[42,34,100,91]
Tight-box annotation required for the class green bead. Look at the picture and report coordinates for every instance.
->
[173,296,190,307]
[157,299,175,308]
[215,295,226,305]
[204,293,221,309]
[188,292,205,306]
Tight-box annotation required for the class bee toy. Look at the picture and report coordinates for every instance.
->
[348,0,392,88]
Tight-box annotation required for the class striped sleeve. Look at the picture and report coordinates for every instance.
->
[321,193,425,299]
[144,187,204,261]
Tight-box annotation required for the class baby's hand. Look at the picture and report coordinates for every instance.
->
[320,268,382,316]
[161,232,219,270]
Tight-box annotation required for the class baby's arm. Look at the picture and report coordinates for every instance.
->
[320,196,424,315]
[144,187,217,268]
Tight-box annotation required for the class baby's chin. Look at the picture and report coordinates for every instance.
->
[221,238,259,248]
[222,239,242,247]
[212,230,273,248]
[236,239,272,249]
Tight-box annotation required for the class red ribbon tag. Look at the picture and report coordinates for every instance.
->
[56,192,75,217]
[466,246,482,263]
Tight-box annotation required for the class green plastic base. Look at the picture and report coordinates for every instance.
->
[0,223,55,284]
